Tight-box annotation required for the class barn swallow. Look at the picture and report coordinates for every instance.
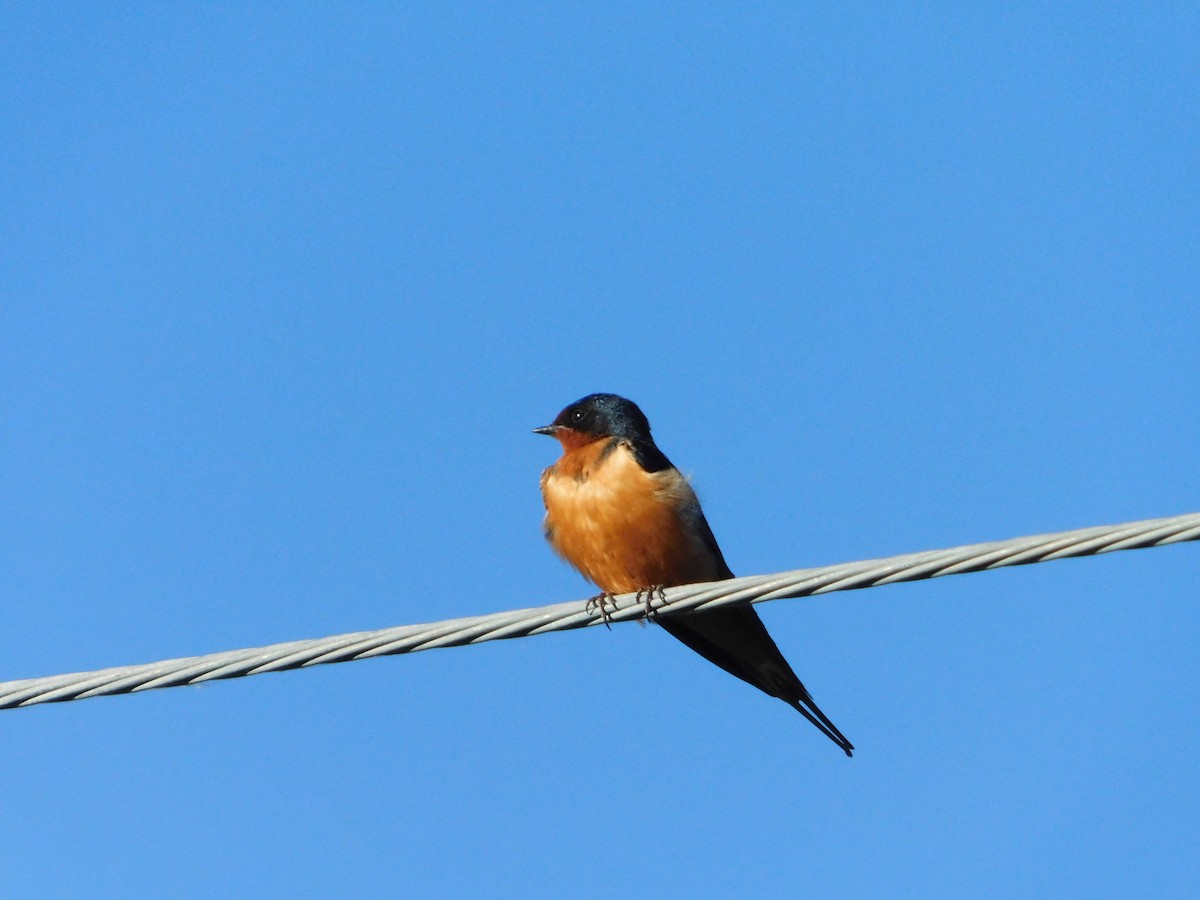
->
[535,393,853,756]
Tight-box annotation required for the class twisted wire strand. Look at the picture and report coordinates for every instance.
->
[3,511,1197,710]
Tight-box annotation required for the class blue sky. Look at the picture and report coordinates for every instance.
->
[3,4,1197,897]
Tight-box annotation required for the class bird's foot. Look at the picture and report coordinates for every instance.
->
[584,592,618,629]
[636,584,667,617]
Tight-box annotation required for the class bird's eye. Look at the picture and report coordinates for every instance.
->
[571,408,585,422]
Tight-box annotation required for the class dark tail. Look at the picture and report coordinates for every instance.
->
[656,605,854,757]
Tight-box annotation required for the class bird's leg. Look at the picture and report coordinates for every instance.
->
[584,592,618,629]
[636,584,667,617]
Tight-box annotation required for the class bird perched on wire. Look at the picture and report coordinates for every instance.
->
[535,392,853,757]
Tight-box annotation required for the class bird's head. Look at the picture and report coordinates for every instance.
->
[534,393,653,451]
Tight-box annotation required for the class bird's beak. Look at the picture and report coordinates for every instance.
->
[533,425,560,436]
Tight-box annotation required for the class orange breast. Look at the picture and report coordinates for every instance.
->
[540,440,723,594]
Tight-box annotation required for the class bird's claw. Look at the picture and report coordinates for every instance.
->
[585,592,618,629]
[636,585,667,617]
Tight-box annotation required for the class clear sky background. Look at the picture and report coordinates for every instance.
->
[3,5,1198,898]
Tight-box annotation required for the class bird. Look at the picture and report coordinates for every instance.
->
[535,392,854,756]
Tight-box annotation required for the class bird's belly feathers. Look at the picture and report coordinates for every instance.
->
[540,443,722,594]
